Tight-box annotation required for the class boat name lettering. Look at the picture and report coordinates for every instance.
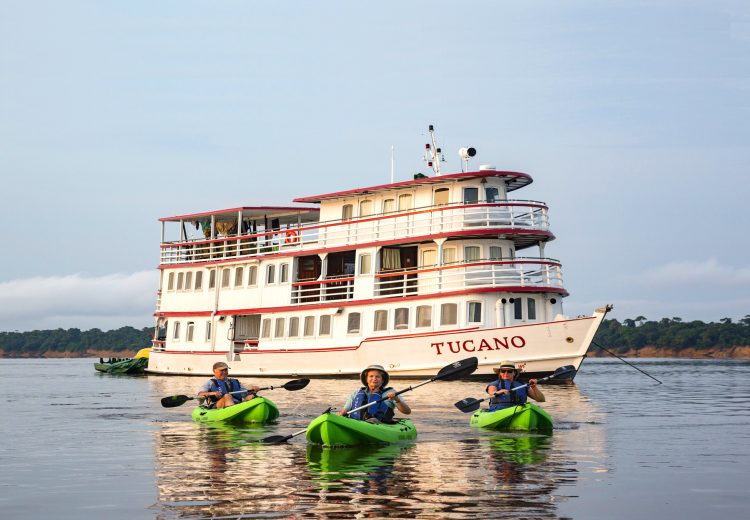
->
[430,336,526,355]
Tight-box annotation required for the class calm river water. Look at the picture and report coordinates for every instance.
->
[1,358,749,519]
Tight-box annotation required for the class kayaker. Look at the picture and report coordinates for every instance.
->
[338,364,411,422]
[197,362,260,409]
[486,360,545,411]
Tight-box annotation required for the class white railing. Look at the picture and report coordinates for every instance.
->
[283,258,562,305]
[160,201,549,265]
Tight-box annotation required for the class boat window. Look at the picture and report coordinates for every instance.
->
[527,298,537,320]
[463,187,479,204]
[185,272,192,290]
[195,271,203,290]
[359,254,371,275]
[266,264,275,285]
[489,246,503,261]
[514,298,523,320]
[374,310,388,331]
[382,198,395,213]
[416,305,432,327]
[167,272,175,291]
[347,312,361,334]
[234,267,244,287]
[468,301,482,323]
[319,315,331,336]
[304,316,315,337]
[441,303,457,325]
[173,321,181,340]
[208,269,216,289]
[394,307,409,329]
[221,268,231,288]
[176,272,184,291]
[205,321,211,341]
[186,322,194,342]
[434,188,449,206]
[261,319,271,338]
[288,317,299,338]
[247,266,257,286]
[421,249,437,268]
[342,204,353,222]
[485,186,500,203]
[442,247,457,265]
[464,246,481,262]
[359,200,373,217]
[275,318,285,338]
[280,263,289,284]
[398,194,413,211]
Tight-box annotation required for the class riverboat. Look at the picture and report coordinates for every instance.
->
[147,127,610,379]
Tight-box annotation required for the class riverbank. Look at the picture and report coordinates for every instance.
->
[3,346,750,359]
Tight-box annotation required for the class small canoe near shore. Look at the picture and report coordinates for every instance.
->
[306,412,417,446]
[470,403,553,431]
[191,397,280,424]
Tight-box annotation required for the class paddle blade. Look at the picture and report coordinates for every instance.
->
[282,378,310,391]
[549,365,576,380]
[259,434,292,444]
[160,395,192,408]
[435,357,479,381]
[454,397,483,413]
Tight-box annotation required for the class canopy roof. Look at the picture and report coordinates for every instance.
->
[160,206,320,225]
[293,170,533,204]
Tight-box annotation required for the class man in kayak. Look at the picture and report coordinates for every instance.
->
[197,362,260,409]
[338,364,411,422]
[486,360,545,411]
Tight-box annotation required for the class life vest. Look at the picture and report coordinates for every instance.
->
[348,387,395,422]
[206,378,244,405]
[488,379,528,411]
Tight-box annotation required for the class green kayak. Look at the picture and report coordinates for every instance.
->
[94,357,148,375]
[306,412,417,446]
[470,403,553,431]
[192,397,280,424]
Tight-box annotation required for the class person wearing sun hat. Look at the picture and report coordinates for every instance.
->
[486,360,545,411]
[338,364,411,422]
[197,361,261,409]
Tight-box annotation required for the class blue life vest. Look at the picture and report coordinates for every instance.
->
[488,379,528,411]
[206,378,244,405]
[348,387,395,422]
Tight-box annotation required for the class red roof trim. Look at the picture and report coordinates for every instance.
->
[160,206,319,222]
[293,171,533,203]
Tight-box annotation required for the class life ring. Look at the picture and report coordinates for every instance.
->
[284,229,300,244]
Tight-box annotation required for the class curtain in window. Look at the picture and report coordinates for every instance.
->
[382,248,402,270]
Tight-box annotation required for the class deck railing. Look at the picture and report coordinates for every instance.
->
[160,200,550,265]
[284,257,562,305]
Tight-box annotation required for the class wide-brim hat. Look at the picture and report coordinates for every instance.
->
[492,360,519,374]
[360,364,390,387]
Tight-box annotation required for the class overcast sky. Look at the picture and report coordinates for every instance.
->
[1,1,748,331]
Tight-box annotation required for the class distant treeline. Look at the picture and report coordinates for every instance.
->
[593,315,750,352]
[0,326,154,356]
[0,317,749,357]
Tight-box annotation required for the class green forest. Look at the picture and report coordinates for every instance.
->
[1,316,749,357]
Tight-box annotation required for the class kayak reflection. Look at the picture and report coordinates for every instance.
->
[306,443,414,492]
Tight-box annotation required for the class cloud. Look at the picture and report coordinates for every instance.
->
[637,258,750,288]
[0,271,158,332]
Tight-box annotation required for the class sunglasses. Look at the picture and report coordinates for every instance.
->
[499,369,515,373]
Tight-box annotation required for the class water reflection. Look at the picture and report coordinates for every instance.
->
[150,376,609,518]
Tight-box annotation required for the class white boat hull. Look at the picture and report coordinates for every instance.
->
[147,307,608,379]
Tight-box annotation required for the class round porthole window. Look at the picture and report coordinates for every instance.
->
[566,337,574,343]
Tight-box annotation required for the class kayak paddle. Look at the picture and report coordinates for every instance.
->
[259,357,479,444]
[454,365,576,413]
[160,378,310,408]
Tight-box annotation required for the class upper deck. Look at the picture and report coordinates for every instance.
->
[158,169,551,267]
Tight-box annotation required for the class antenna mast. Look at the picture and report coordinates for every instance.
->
[424,124,445,176]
